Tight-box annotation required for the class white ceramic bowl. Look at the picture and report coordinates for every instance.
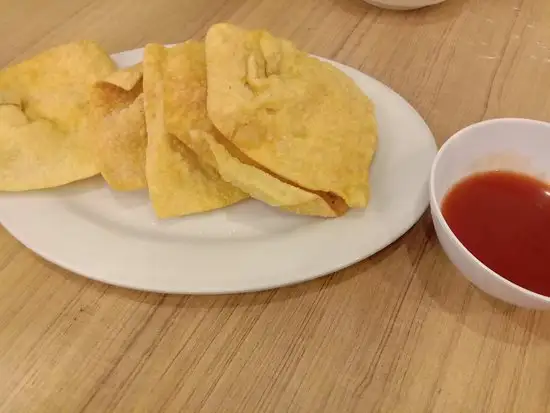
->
[430,118,550,309]
[363,0,447,10]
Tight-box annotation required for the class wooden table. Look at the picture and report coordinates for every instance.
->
[1,0,550,411]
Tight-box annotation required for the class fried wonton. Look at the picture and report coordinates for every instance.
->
[90,64,147,191]
[205,23,377,209]
[158,41,344,217]
[0,41,115,191]
[143,43,247,219]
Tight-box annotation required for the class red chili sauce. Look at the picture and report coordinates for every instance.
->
[441,170,550,296]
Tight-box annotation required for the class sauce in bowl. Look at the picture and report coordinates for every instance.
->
[442,170,550,297]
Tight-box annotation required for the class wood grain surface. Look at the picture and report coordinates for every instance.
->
[1,0,550,412]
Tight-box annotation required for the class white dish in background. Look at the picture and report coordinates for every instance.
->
[364,0,447,10]
[0,47,437,294]
[430,118,550,309]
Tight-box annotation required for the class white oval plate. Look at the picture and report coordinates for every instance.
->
[0,47,437,294]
